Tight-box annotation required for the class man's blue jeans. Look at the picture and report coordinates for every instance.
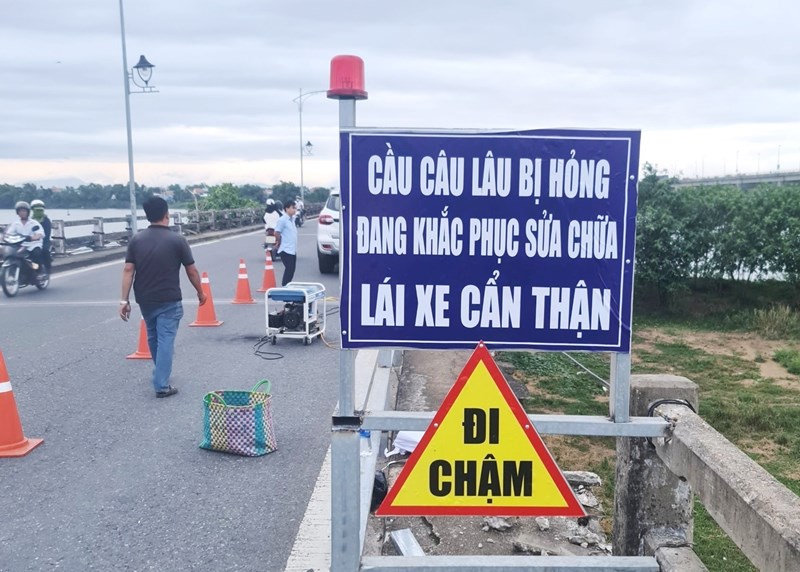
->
[140,301,184,393]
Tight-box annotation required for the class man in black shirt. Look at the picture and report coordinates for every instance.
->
[119,196,207,398]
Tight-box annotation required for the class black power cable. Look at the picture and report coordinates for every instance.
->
[646,398,696,448]
[252,336,284,361]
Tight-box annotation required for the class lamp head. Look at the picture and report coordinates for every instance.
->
[133,55,155,85]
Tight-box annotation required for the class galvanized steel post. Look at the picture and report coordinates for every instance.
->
[329,55,368,572]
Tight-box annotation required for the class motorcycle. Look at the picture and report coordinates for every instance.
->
[0,234,49,297]
[264,227,280,261]
[295,209,305,228]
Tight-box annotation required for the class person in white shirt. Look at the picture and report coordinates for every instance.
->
[263,199,282,259]
[5,201,45,268]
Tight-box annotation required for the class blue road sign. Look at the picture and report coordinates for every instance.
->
[339,128,641,351]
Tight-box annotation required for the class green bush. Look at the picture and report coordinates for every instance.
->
[753,306,800,339]
[774,348,800,375]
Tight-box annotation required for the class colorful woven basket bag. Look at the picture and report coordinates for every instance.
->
[200,380,278,456]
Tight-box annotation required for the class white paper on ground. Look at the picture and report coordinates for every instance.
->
[384,430,425,457]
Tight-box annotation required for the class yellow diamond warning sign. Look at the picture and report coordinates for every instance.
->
[376,343,585,517]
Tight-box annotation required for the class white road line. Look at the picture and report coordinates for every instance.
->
[0,299,264,308]
[285,446,331,572]
[51,259,125,279]
[0,301,118,307]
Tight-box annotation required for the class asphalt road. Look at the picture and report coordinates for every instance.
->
[1,223,340,571]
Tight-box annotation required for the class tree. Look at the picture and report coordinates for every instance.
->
[0,184,18,208]
[202,183,257,210]
[168,184,195,205]
[80,183,112,208]
[634,164,691,306]
[239,184,266,204]
[269,181,301,206]
[305,186,332,204]
[770,184,800,283]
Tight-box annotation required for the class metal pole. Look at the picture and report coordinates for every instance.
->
[294,89,326,203]
[299,88,305,203]
[609,352,631,423]
[339,99,356,130]
[331,97,360,572]
[118,0,137,234]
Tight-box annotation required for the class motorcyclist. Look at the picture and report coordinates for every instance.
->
[263,198,282,260]
[30,199,52,272]
[5,201,45,270]
[294,196,305,227]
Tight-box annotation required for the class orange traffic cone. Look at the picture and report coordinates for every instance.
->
[190,272,223,327]
[257,250,277,293]
[232,259,255,304]
[0,349,43,457]
[126,318,152,360]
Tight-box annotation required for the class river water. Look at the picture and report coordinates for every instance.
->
[0,208,187,239]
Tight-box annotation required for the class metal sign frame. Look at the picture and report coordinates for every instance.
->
[329,99,664,571]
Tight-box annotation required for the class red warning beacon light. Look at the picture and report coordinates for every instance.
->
[327,55,368,100]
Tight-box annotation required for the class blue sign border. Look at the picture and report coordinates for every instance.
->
[339,128,640,351]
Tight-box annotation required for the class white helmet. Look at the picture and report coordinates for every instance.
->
[266,198,275,206]
[31,199,45,209]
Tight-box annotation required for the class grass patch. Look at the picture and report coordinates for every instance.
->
[589,454,616,536]
[635,339,800,444]
[774,348,800,375]
[693,501,755,572]
[502,351,608,417]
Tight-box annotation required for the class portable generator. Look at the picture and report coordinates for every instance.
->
[265,282,326,345]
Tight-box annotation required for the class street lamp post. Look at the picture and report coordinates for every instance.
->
[293,89,326,203]
[118,0,156,234]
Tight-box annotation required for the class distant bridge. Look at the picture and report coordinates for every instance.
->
[674,170,800,189]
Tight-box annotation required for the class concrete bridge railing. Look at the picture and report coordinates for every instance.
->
[614,375,800,571]
[3,204,323,256]
[48,208,263,254]
[172,208,262,237]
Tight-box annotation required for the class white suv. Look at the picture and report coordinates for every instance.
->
[316,189,340,274]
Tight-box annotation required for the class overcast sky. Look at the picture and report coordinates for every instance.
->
[1,0,798,189]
